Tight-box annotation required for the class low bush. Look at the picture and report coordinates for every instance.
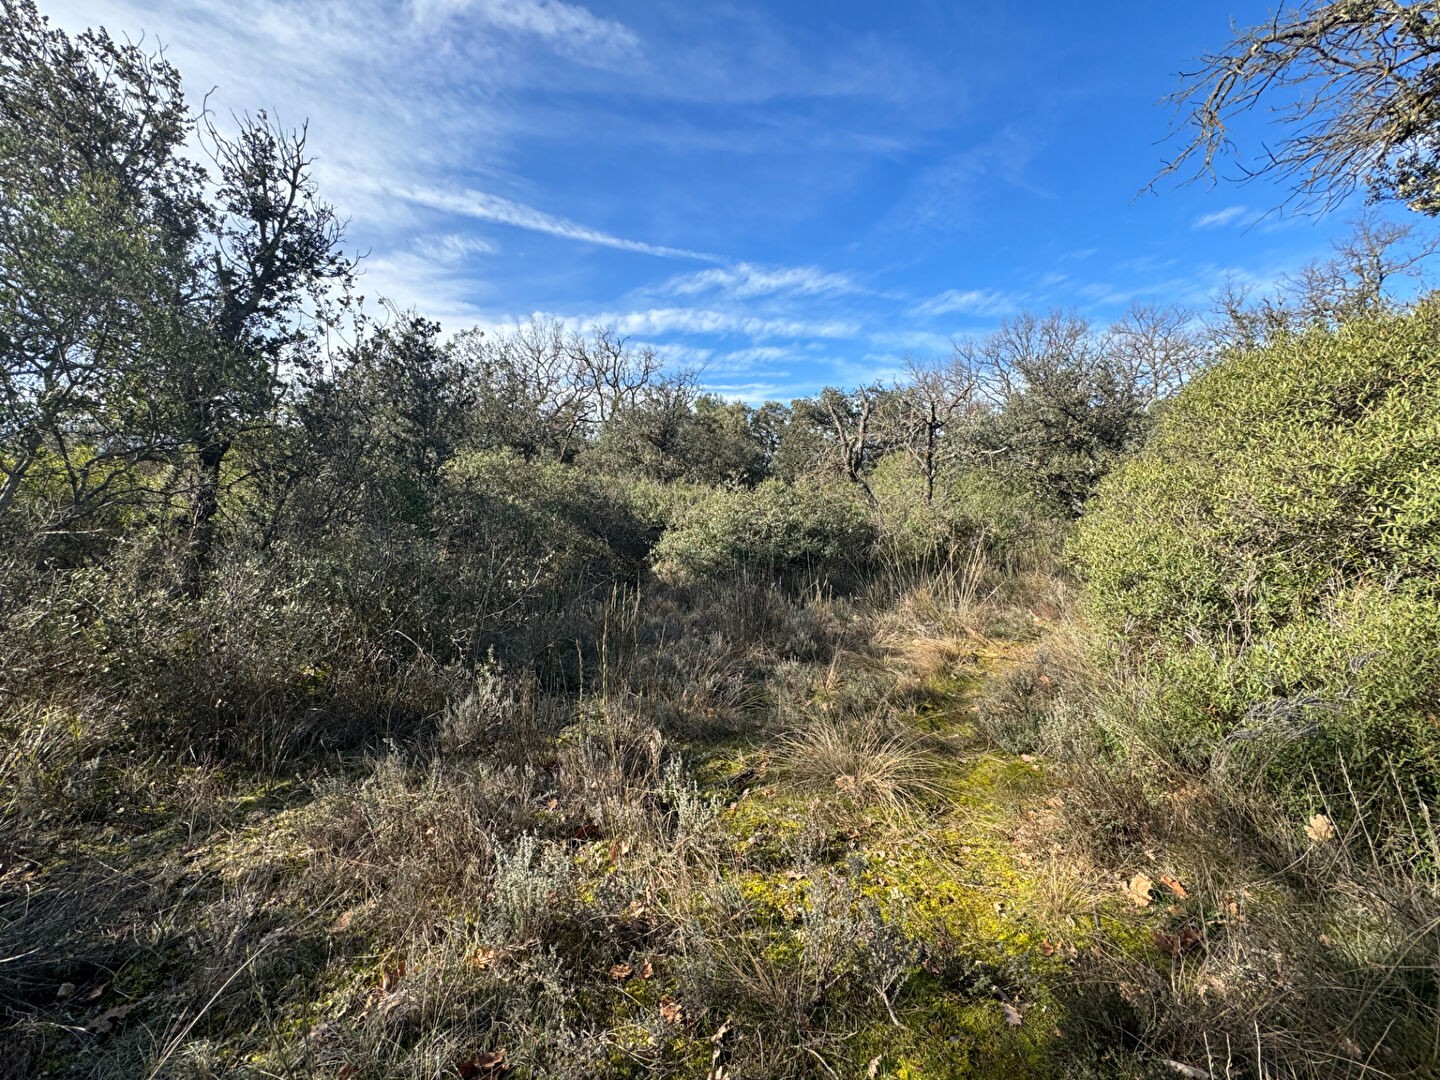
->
[652,479,875,585]
[1074,301,1440,824]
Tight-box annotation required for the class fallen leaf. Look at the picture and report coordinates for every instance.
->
[1019,754,1035,763]
[659,997,684,1024]
[1000,1001,1024,1027]
[1306,814,1336,843]
[1037,939,1057,956]
[782,869,806,880]
[609,963,633,981]
[1158,873,1188,899]
[56,982,76,1000]
[1125,873,1154,908]
[456,1048,508,1079]
[469,947,502,970]
[639,960,654,979]
[867,1055,882,1078]
[1153,926,1203,957]
[85,1000,141,1034]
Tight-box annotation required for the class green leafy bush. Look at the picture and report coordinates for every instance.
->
[652,479,875,584]
[1074,301,1440,814]
[868,453,1066,570]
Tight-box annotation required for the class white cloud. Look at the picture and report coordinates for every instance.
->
[472,307,860,342]
[1192,205,1250,230]
[408,0,639,60]
[705,382,800,406]
[401,186,722,261]
[911,288,1017,318]
[662,262,858,300]
[413,232,499,262]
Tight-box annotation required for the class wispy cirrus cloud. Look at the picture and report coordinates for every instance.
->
[412,232,499,262]
[662,262,859,300]
[614,309,859,341]
[513,307,861,341]
[400,187,723,262]
[1192,205,1250,230]
[408,0,639,60]
[911,287,1019,318]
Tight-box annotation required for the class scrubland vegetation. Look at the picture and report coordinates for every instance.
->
[4,1,1440,1077]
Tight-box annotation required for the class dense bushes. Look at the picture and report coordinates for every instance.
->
[1075,301,1440,813]
[869,453,1064,570]
[652,479,875,584]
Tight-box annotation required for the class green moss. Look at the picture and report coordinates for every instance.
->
[848,976,1063,1079]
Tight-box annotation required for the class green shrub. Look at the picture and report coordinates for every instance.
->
[1074,301,1440,816]
[1075,303,1440,646]
[445,449,658,580]
[868,453,1066,570]
[652,479,875,584]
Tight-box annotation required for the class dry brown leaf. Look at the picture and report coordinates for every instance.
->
[1306,814,1336,843]
[1000,1001,1024,1026]
[380,962,406,992]
[456,1048,509,1079]
[659,997,684,1024]
[608,963,633,981]
[867,1056,882,1077]
[1125,873,1154,907]
[469,947,502,971]
[85,999,141,1034]
[1153,926,1203,957]
[1158,874,1188,900]
[639,960,655,979]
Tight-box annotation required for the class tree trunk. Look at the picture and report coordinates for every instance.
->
[182,436,229,598]
[0,427,46,518]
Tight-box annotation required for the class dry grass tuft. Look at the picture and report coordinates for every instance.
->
[776,717,944,812]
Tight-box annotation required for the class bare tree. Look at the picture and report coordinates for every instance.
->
[812,385,882,500]
[888,357,979,504]
[455,318,590,460]
[1104,303,1206,405]
[1161,1,1440,212]
[1210,212,1439,350]
[566,325,663,426]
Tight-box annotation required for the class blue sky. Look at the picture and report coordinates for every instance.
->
[44,0,1402,401]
